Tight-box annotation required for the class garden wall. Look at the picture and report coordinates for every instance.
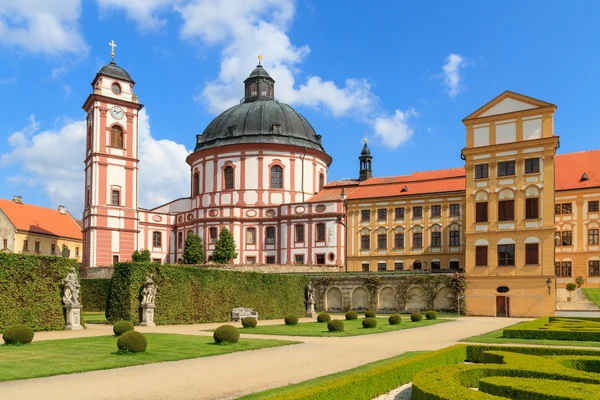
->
[106,262,309,324]
[0,253,76,331]
[81,278,111,312]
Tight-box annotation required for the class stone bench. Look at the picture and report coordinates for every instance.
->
[231,307,259,322]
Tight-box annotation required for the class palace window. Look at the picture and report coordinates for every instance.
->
[295,225,305,242]
[265,227,276,244]
[497,161,515,177]
[450,261,460,270]
[361,210,371,221]
[498,200,514,221]
[395,207,405,219]
[475,246,488,266]
[413,261,422,270]
[555,203,572,214]
[361,235,370,250]
[246,228,256,245]
[50,243,56,254]
[377,208,387,221]
[413,206,423,218]
[316,254,326,265]
[476,202,488,222]
[270,165,283,189]
[378,262,387,272]
[413,232,422,249]
[525,243,539,265]
[193,172,200,196]
[111,190,120,206]
[266,256,276,264]
[475,164,489,179]
[589,229,599,245]
[246,257,256,264]
[153,232,162,247]
[177,232,183,249]
[394,233,404,249]
[431,261,441,270]
[449,204,460,216]
[2,239,6,249]
[555,261,572,277]
[75,247,79,257]
[377,234,387,249]
[111,125,124,149]
[35,240,40,253]
[224,166,234,190]
[449,230,460,247]
[113,255,119,264]
[525,158,540,174]
[394,262,404,271]
[590,261,600,277]
[431,232,441,247]
[589,201,599,213]
[525,198,539,219]
[316,223,326,242]
[361,262,369,272]
[23,239,29,252]
[209,227,218,244]
[560,231,572,246]
[498,244,515,266]
[430,205,441,217]
[319,173,324,191]
[294,254,305,264]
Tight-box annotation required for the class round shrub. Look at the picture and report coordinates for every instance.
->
[411,312,423,322]
[327,319,345,332]
[241,317,257,328]
[317,313,331,323]
[365,310,377,318]
[113,320,134,336]
[345,311,358,320]
[213,325,240,344]
[362,317,378,329]
[388,314,401,325]
[426,311,438,320]
[117,331,147,353]
[2,324,34,345]
[284,315,299,325]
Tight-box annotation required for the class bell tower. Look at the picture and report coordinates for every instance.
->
[359,138,373,181]
[82,40,143,271]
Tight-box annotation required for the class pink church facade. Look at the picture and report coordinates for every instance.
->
[82,59,346,272]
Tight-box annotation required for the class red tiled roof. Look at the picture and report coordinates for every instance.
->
[555,150,600,191]
[348,176,466,200]
[362,168,465,186]
[0,199,82,240]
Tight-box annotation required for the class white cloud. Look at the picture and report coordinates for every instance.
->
[0,0,87,55]
[51,67,68,80]
[0,76,17,85]
[442,53,467,98]
[373,109,418,149]
[97,0,176,31]
[1,111,191,216]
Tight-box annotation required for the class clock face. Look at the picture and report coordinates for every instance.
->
[110,107,124,120]
[111,83,121,94]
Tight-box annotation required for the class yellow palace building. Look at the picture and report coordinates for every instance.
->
[336,91,599,317]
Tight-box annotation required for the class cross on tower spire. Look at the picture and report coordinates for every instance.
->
[109,40,117,63]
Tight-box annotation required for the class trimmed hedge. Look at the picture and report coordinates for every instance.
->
[327,319,344,332]
[345,311,358,320]
[113,320,134,336]
[425,311,438,320]
[117,331,147,353]
[480,376,597,400]
[2,324,34,345]
[503,317,600,341]
[81,278,111,312]
[411,312,423,322]
[284,315,298,326]
[362,318,377,328]
[466,344,600,363]
[317,313,331,323]
[214,325,240,344]
[242,317,257,328]
[388,314,401,325]
[365,310,376,318]
[0,254,76,331]
[106,262,308,325]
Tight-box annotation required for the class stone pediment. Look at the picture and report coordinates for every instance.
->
[463,91,556,121]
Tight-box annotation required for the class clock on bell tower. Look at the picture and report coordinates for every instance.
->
[81,40,144,271]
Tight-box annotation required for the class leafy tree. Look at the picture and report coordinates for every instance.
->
[576,276,585,288]
[212,227,237,264]
[566,282,577,301]
[183,233,204,264]
[132,249,151,262]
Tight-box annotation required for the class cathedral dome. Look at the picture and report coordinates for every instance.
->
[194,64,325,153]
[98,61,133,83]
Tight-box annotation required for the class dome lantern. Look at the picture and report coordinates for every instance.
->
[243,56,275,103]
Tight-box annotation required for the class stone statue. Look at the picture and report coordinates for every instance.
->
[140,276,157,306]
[306,282,315,303]
[62,267,81,306]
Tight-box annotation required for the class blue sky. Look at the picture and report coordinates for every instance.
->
[1,1,599,216]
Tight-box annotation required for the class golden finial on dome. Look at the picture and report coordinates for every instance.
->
[364,131,368,143]
[257,54,263,65]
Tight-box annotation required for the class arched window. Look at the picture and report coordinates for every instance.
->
[153,232,162,247]
[413,261,422,270]
[319,173,324,191]
[224,166,234,190]
[316,223,326,242]
[246,228,256,244]
[271,165,283,188]
[265,227,276,244]
[111,125,123,148]
[111,190,120,206]
[193,172,200,196]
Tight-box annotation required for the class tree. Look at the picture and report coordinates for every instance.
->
[576,276,585,288]
[183,233,204,264]
[212,227,237,264]
[132,249,151,262]
[566,282,577,301]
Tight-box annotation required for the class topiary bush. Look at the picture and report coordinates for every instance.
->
[365,310,377,318]
[241,317,257,328]
[327,319,344,332]
[388,314,401,325]
[284,315,299,325]
[345,311,358,320]
[362,317,378,328]
[113,320,134,336]
[317,313,331,323]
[2,324,34,345]
[411,312,423,322]
[213,324,240,344]
[116,330,147,353]
[426,311,438,320]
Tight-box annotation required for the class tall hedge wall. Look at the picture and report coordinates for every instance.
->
[0,253,76,331]
[81,279,111,312]
[107,262,309,325]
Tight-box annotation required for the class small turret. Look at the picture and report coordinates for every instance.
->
[359,138,372,181]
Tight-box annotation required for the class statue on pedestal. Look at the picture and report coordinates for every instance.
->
[305,282,316,317]
[62,267,82,330]
[139,276,157,327]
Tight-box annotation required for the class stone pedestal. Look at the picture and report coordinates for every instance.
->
[65,304,83,330]
[305,300,315,318]
[140,304,156,327]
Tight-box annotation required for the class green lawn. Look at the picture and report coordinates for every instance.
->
[0,333,297,382]
[83,312,108,324]
[234,318,451,337]
[582,288,600,308]
[236,351,427,399]
[460,325,600,347]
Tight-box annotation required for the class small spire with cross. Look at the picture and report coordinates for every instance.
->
[109,40,117,63]
[364,130,368,143]
[257,54,262,65]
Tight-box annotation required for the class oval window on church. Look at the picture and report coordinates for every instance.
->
[112,82,121,94]
[497,286,510,293]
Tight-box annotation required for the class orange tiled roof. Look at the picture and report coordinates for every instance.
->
[0,199,82,240]
[348,176,466,200]
[555,150,600,191]
[308,180,360,203]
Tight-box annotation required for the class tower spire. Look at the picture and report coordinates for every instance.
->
[359,134,373,181]
[109,40,117,63]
